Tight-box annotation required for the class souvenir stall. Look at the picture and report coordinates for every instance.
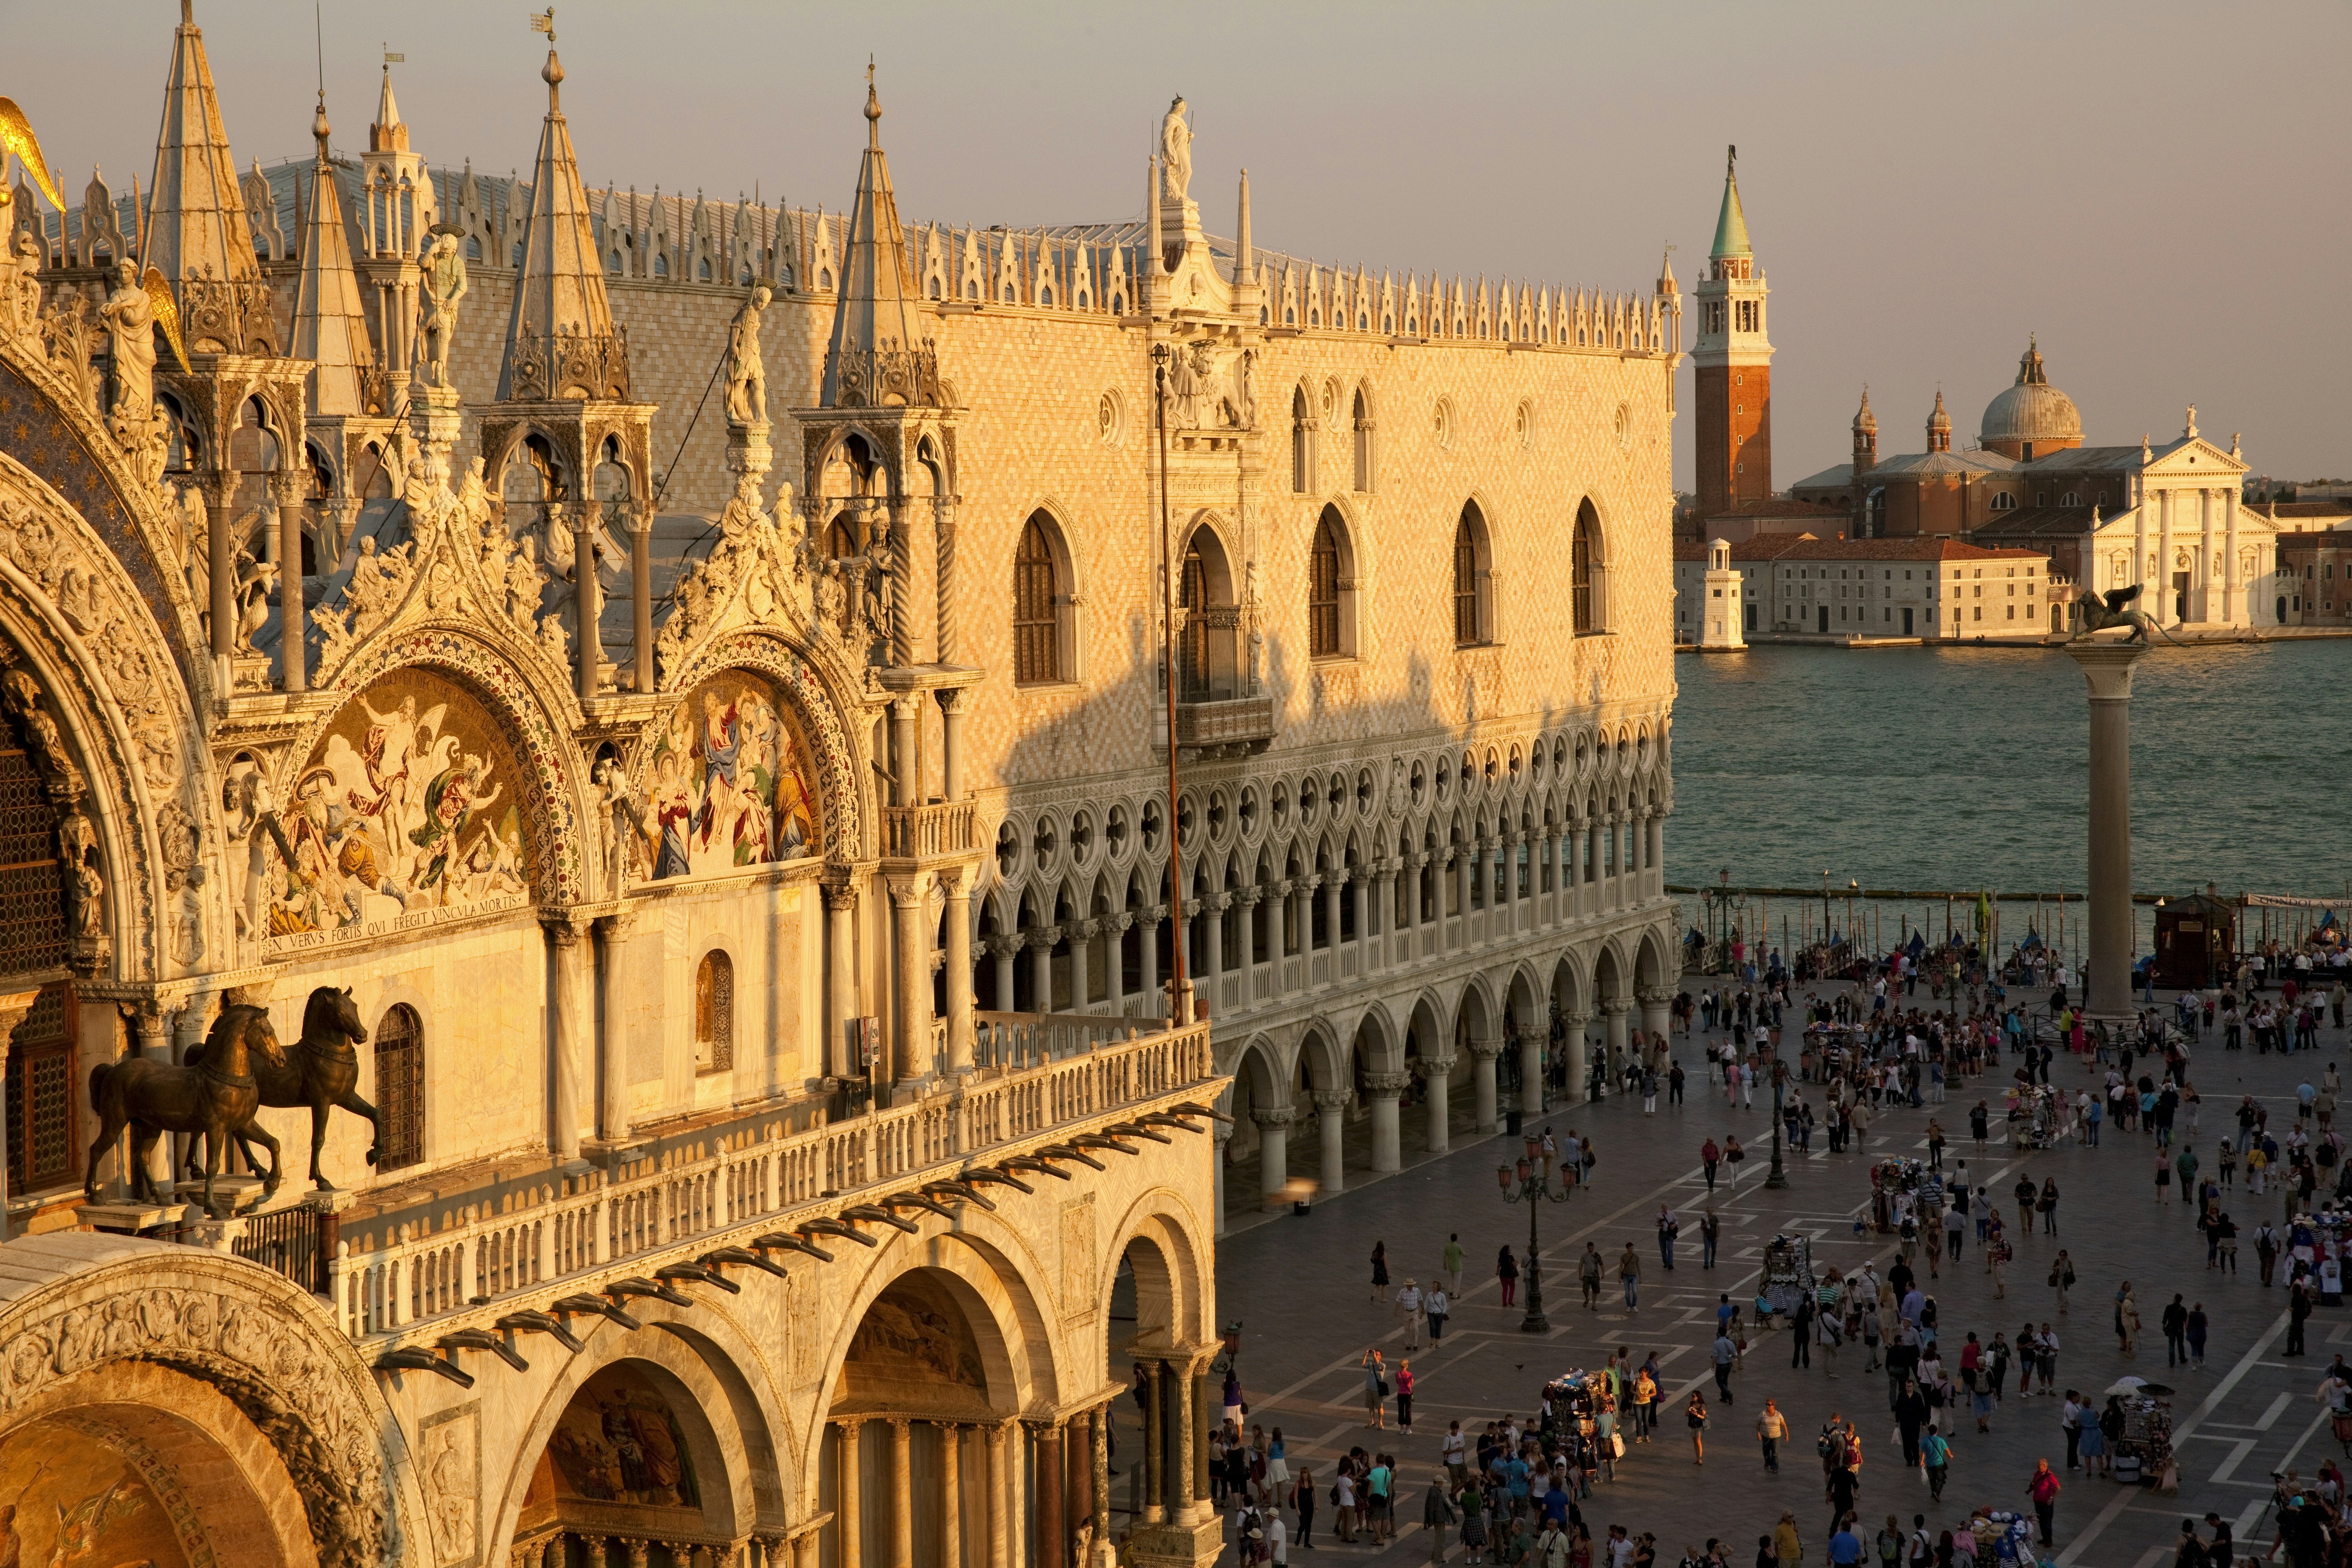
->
[1870,1157,1942,1233]
[1761,1235,1816,1318]
[2103,1379,2176,1488]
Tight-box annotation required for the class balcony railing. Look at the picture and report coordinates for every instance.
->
[332,1014,1216,1353]
[1173,694,1275,756]
[880,799,979,862]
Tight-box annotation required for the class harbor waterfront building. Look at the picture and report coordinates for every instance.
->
[0,9,1682,1567]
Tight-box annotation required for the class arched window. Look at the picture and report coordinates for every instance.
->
[1453,502,1491,647]
[1309,508,1345,658]
[695,951,734,1073]
[374,1003,424,1171]
[1178,524,1241,700]
[1572,500,1606,635]
[1351,389,1374,493]
[1290,387,1314,495]
[1014,513,1063,684]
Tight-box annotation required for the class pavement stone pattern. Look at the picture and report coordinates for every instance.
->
[1199,977,2352,1568]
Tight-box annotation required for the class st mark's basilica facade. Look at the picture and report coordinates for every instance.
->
[0,8,1680,1567]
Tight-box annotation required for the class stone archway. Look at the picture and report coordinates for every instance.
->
[0,1233,425,1568]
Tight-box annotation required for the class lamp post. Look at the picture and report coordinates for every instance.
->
[1764,1055,1791,1189]
[1820,869,1832,946]
[1498,1132,1573,1333]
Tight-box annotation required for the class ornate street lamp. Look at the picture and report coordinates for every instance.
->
[1497,1132,1572,1333]
[1764,1055,1792,1189]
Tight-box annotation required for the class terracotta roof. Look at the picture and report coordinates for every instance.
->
[1970,505,2101,541]
[1697,498,1849,521]
[1767,538,2046,563]
[2267,501,2352,518]
[1674,534,1821,563]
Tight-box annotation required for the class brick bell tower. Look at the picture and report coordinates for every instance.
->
[1692,145,1772,518]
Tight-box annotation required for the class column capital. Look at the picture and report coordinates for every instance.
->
[885,871,934,906]
[886,1414,915,1434]
[1311,1088,1353,1112]
[1234,886,1263,907]
[2063,637,2149,700]
[939,863,977,898]
[1635,987,1673,1007]
[1248,1105,1294,1131]
[1420,1053,1459,1076]
[539,908,594,945]
[988,934,1026,958]
[597,908,639,942]
[1465,1035,1504,1061]
[821,877,858,914]
[1600,999,1631,1018]
[1558,1010,1591,1028]
[1363,1070,1411,1097]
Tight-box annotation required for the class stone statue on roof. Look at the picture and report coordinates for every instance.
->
[724,284,771,427]
[419,229,469,389]
[1161,97,1192,204]
[97,259,155,424]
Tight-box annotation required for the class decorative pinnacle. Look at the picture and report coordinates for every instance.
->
[865,57,881,147]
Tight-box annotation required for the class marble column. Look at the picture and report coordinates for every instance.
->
[1639,989,1672,1067]
[1646,814,1665,899]
[2066,639,2149,1024]
[1602,1001,1630,1088]
[823,879,857,1081]
[1141,1361,1166,1524]
[987,1419,1014,1568]
[2158,487,2176,625]
[990,934,1020,1018]
[544,913,588,1161]
[934,497,961,664]
[1251,1106,1292,1207]
[1090,1407,1112,1561]
[596,910,634,1142]
[943,868,974,1071]
[1422,1054,1455,1153]
[1313,1088,1349,1195]
[1104,915,1129,1015]
[1139,907,1162,1016]
[888,697,917,807]
[2224,486,2240,623]
[272,469,306,690]
[1519,1019,1544,1116]
[2198,487,2215,625]
[1583,818,1602,913]
[570,504,603,701]
[1469,1037,1501,1132]
[1322,874,1343,957]
[1212,1119,1232,1237]
[888,1418,914,1568]
[630,514,655,695]
[837,1420,863,1568]
[203,474,233,666]
[1350,868,1372,967]
[1035,1420,1065,1568]
[1561,1011,1590,1104]
[940,1424,962,1568]
[1003,1418,1027,1568]
[1189,1359,1212,1516]
[887,873,933,1088]
[1031,928,1056,1014]
[1452,853,1471,937]
[1072,917,1096,1011]
[1364,1071,1407,1173]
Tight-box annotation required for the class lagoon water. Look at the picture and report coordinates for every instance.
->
[1665,640,2352,923]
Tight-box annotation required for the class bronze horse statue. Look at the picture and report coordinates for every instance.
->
[88,1002,285,1216]
[186,985,378,1191]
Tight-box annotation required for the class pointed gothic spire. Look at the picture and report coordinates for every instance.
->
[142,0,259,285]
[1927,387,1951,453]
[1233,168,1251,287]
[294,93,374,416]
[1656,245,1678,296]
[821,68,931,406]
[370,59,408,154]
[498,23,621,399]
[1853,384,1876,434]
[1710,144,1751,261]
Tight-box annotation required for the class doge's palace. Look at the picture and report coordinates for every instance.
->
[0,8,1678,1567]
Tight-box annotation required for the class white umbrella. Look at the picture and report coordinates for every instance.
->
[2103,1377,2148,1397]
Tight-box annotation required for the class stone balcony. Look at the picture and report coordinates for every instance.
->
[1173,693,1275,758]
[878,799,980,864]
[320,1013,1218,1366]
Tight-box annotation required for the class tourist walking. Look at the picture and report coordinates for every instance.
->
[1658,1204,1679,1271]
[1498,1244,1520,1307]
[1371,1241,1390,1303]
[1580,1243,1604,1309]
[2184,1302,2208,1369]
[1395,1360,1415,1433]
[1362,1350,1388,1428]
[1426,1284,1449,1343]
[1397,1278,1426,1349]
[1443,1233,1465,1299]
[1712,1327,1739,1403]
[1702,1136,1721,1192]
[2027,1458,2061,1546]
[1757,1399,1788,1472]
[1687,1390,1710,1465]
[1421,1470,1456,1561]
[1923,1426,1951,1502]
[2162,1294,2188,1368]
[1621,1243,1642,1310]
[2037,1177,2060,1234]
[1289,1467,1316,1549]
[1701,1207,1722,1269]
[2049,1250,2076,1314]
[2115,1283,2141,1356]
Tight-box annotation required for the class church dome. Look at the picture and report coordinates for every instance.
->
[1979,335,2081,456]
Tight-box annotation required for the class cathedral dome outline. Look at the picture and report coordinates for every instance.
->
[1979,334,2081,457]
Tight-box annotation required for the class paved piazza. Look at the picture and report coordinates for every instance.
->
[1204,984,2342,1568]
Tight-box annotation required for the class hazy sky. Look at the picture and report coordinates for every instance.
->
[25,1,2349,485]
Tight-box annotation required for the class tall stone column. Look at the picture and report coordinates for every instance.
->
[887,874,934,1091]
[2157,487,2176,626]
[1141,1362,1166,1524]
[1175,1362,1203,1524]
[939,1424,962,1568]
[837,1420,863,1568]
[544,912,588,1161]
[1638,988,1672,1067]
[1322,874,1343,956]
[2197,487,2215,625]
[989,935,1020,1019]
[1251,1106,1291,1207]
[888,1418,914,1568]
[570,504,603,702]
[1072,918,1096,1010]
[943,867,974,1072]
[1211,1119,1232,1237]
[1519,1022,1544,1116]
[1468,1036,1501,1132]
[888,498,914,668]
[1364,1071,1407,1173]
[1561,1011,1590,1104]
[1031,928,1057,1014]
[987,1419,1014,1567]
[2224,486,2240,624]
[629,513,654,695]
[203,473,234,668]
[940,689,967,803]
[1089,1406,1112,1563]
[1452,852,1471,938]
[596,910,635,1142]
[1313,1088,1349,1195]
[1350,868,1372,967]
[1104,914,1130,1014]
[1422,1054,1456,1153]
[889,698,917,806]
[1003,1418,1027,1568]
[934,496,961,665]
[1602,1000,1630,1088]
[1034,1419,1065,1568]
[273,469,306,690]
[823,879,857,1081]
[1401,854,1426,941]
[1583,818,1601,913]
[1139,906,1161,1014]
[2066,639,2150,1024]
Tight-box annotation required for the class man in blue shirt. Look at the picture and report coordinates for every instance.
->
[1828,1515,1865,1566]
